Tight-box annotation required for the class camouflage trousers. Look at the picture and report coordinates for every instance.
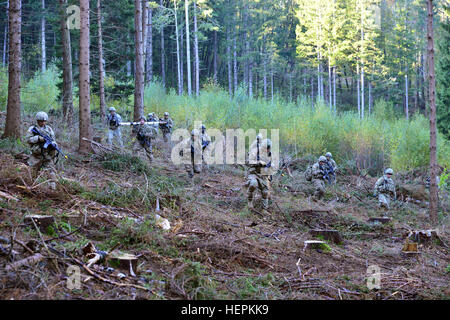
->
[313,178,325,199]
[107,128,123,148]
[185,156,202,178]
[162,131,171,143]
[133,140,153,162]
[378,193,392,210]
[28,153,57,190]
[246,174,270,209]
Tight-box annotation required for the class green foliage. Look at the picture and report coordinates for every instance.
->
[21,64,60,113]
[437,12,450,140]
[101,152,151,175]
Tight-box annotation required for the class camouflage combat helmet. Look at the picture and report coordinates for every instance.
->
[385,168,394,175]
[164,112,169,116]
[191,129,199,138]
[325,152,332,158]
[108,107,116,112]
[36,111,48,121]
[319,156,327,163]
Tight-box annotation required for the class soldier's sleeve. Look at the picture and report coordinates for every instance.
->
[374,178,382,194]
[26,127,39,144]
[48,127,56,141]
[117,114,122,123]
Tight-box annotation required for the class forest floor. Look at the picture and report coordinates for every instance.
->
[0,117,449,300]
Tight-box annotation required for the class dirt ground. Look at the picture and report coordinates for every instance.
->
[0,126,449,300]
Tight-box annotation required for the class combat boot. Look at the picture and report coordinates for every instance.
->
[247,199,254,210]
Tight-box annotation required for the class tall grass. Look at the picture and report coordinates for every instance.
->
[142,81,450,174]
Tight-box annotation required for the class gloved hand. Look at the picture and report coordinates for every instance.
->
[39,136,45,142]
[258,160,267,166]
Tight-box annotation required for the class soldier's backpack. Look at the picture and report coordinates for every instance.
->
[305,165,313,181]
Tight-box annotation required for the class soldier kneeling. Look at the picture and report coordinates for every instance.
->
[374,168,396,213]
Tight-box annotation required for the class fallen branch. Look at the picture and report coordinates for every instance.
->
[5,253,45,271]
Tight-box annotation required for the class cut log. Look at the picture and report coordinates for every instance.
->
[5,253,45,271]
[368,217,391,224]
[308,229,344,244]
[0,190,19,202]
[24,215,55,233]
[108,252,139,274]
[402,242,418,252]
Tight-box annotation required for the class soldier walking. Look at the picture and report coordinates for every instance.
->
[159,112,173,143]
[25,112,60,190]
[132,116,157,162]
[325,152,338,183]
[106,107,123,148]
[311,156,328,200]
[179,129,202,178]
[374,168,397,211]
[245,134,272,213]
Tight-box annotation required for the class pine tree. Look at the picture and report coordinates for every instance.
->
[436,7,450,140]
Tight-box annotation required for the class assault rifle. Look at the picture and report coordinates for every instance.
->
[119,121,162,126]
[31,127,68,160]
[320,164,334,184]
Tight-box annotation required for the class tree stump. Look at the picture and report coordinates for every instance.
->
[303,240,330,252]
[308,229,344,244]
[24,215,55,233]
[108,253,139,275]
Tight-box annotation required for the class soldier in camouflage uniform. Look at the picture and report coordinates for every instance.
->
[179,129,202,178]
[160,112,173,143]
[245,134,273,213]
[325,152,338,183]
[311,156,328,200]
[106,107,123,148]
[147,112,159,131]
[374,168,396,211]
[25,112,59,190]
[132,116,157,162]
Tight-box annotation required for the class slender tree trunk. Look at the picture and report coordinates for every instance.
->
[160,0,165,88]
[263,52,267,100]
[427,0,438,223]
[193,0,199,96]
[97,0,106,123]
[146,7,153,83]
[78,0,93,153]
[233,35,237,94]
[328,58,332,110]
[134,0,145,120]
[361,65,364,118]
[59,0,73,124]
[174,0,182,95]
[333,66,336,111]
[41,0,46,72]
[360,2,365,119]
[142,0,148,67]
[271,64,274,104]
[3,0,21,139]
[2,1,8,68]
[185,0,191,95]
[226,29,232,97]
[357,64,361,117]
[405,73,409,119]
[213,29,218,85]
[180,26,184,91]
[368,80,372,115]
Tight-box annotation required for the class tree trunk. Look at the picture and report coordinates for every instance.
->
[185,0,191,96]
[174,0,182,95]
[213,29,218,85]
[134,0,145,120]
[405,73,409,120]
[263,53,267,100]
[3,0,21,139]
[328,59,332,110]
[78,0,93,153]
[427,0,438,224]
[97,0,106,123]
[180,26,184,92]
[226,29,232,97]
[233,35,237,94]
[41,0,46,72]
[146,7,153,83]
[142,0,149,70]
[333,66,336,112]
[60,0,73,124]
[160,0,165,88]
[357,64,360,117]
[368,80,372,115]
[2,1,8,68]
[271,64,274,104]
[193,0,199,96]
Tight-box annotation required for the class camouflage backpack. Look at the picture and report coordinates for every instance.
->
[305,165,313,181]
